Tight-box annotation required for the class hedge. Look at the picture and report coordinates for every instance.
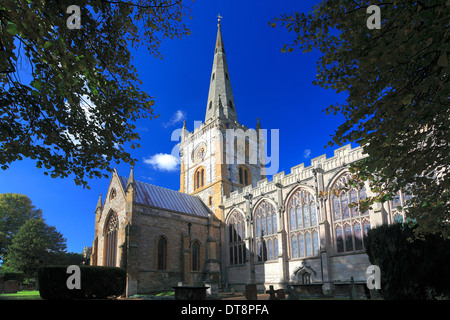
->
[0,271,25,282]
[365,223,450,300]
[38,265,126,300]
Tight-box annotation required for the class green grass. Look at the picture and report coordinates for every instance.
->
[0,290,42,300]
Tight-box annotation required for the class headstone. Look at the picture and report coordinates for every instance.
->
[4,280,19,294]
[276,288,285,300]
[245,284,257,300]
[266,285,277,300]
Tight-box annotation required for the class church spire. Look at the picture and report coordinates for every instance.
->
[205,16,238,124]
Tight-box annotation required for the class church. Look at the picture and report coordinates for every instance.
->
[89,19,409,298]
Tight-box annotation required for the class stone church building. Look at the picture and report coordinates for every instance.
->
[89,19,409,298]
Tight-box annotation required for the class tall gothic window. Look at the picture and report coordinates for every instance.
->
[254,200,278,262]
[228,210,246,265]
[287,189,319,259]
[157,236,167,270]
[104,211,118,267]
[331,173,370,253]
[388,190,413,224]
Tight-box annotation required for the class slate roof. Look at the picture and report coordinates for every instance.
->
[118,176,211,217]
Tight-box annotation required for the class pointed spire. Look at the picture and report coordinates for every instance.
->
[126,166,135,190]
[95,193,103,214]
[256,117,261,130]
[205,17,238,124]
[96,194,103,211]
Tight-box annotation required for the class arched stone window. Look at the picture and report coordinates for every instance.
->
[227,210,246,265]
[287,188,319,259]
[194,166,205,190]
[254,200,278,262]
[330,172,370,253]
[238,165,251,186]
[109,188,116,200]
[104,211,118,267]
[157,236,167,270]
[388,190,412,224]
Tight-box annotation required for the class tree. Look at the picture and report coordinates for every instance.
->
[0,0,192,188]
[0,193,43,261]
[4,218,67,278]
[272,1,449,237]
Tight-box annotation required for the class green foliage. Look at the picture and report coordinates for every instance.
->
[365,223,450,299]
[273,1,449,237]
[4,218,67,278]
[38,265,126,300]
[0,0,192,188]
[0,271,24,282]
[0,193,43,260]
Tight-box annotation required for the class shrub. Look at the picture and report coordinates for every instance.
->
[0,271,25,282]
[365,223,450,299]
[38,265,126,300]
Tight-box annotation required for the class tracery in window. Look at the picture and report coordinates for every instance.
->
[228,210,246,265]
[287,189,319,259]
[254,200,278,261]
[331,173,370,253]
[104,211,118,267]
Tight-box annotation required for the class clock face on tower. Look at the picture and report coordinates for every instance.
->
[194,144,206,163]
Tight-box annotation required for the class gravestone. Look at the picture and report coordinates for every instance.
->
[245,284,257,300]
[266,285,277,300]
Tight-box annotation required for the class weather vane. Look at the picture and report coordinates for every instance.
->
[217,13,223,24]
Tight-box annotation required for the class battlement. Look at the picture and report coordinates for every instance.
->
[223,144,367,206]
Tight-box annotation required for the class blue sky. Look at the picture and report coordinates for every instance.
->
[0,0,356,254]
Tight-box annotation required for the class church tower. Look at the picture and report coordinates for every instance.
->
[178,17,265,220]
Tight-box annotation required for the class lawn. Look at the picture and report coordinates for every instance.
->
[0,290,42,300]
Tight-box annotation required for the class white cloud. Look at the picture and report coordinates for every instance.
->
[303,149,312,158]
[163,110,186,127]
[143,153,180,172]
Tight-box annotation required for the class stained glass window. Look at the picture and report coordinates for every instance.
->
[253,200,277,261]
[305,232,312,257]
[354,222,363,250]
[298,234,305,258]
[291,235,298,259]
[342,194,349,219]
[296,205,303,229]
[311,204,317,226]
[331,173,371,253]
[290,207,296,231]
[333,196,341,220]
[313,230,320,256]
[304,204,310,228]
[228,210,246,265]
[350,189,358,217]
[336,226,344,253]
